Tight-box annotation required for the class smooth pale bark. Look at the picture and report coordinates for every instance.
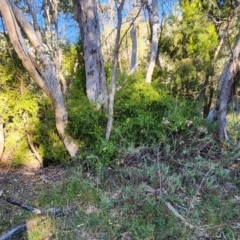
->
[0,0,78,158]
[129,0,140,74]
[145,0,160,83]
[130,24,138,72]
[130,24,137,72]
[207,30,240,140]
[43,0,67,94]
[0,116,4,159]
[105,1,142,139]
[25,0,42,41]
[106,0,125,141]
[73,0,108,107]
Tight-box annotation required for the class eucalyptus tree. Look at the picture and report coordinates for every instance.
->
[73,0,108,107]
[43,0,68,94]
[145,0,160,83]
[207,30,240,140]
[129,0,141,74]
[106,0,125,140]
[0,0,79,158]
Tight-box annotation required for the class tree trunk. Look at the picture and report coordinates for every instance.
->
[43,0,68,95]
[145,0,160,83]
[73,0,108,107]
[106,0,125,141]
[129,0,140,74]
[130,24,138,73]
[197,3,240,117]
[0,0,79,158]
[207,30,240,140]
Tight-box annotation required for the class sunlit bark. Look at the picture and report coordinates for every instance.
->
[129,0,140,74]
[73,0,108,107]
[130,24,137,72]
[106,0,125,141]
[145,0,160,83]
[0,0,79,158]
[43,0,68,94]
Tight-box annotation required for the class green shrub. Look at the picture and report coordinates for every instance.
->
[1,90,69,166]
[112,73,199,146]
[35,106,70,164]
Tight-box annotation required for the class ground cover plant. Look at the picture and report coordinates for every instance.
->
[1,1,240,239]
[1,127,240,239]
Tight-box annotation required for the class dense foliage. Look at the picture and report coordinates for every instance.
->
[0,40,69,167]
[1,1,240,239]
[0,0,239,167]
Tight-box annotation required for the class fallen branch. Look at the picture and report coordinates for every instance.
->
[0,224,27,240]
[165,201,195,229]
[0,198,63,240]
[143,185,195,229]
[6,198,42,214]
[6,198,63,216]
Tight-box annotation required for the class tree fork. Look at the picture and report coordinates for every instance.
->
[0,0,79,158]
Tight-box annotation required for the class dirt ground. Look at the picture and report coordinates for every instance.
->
[0,165,70,236]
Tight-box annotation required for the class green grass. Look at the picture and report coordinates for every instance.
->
[1,129,240,240]
[18,168,240,238]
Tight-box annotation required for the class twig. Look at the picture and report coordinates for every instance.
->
[165,202,195,229]
[186,165,214,217]
[143,185,194,229]
[22,111,43,167]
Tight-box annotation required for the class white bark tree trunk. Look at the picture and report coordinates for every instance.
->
[106,0,125,141]
[43,0,68,95]
[145,0,160,83]
[73,0,108,107]
[130,24,138,72]
[129,0,140,74]
[0,0,79,158]
[207,30,240,140]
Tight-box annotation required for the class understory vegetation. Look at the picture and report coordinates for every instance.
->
[1,0,240,238]
[1,130,240,239]
[1,50,240,239]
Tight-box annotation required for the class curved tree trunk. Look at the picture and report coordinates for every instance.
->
[207,30,240,140]
[73,0,108,108]
[0,0,78,158]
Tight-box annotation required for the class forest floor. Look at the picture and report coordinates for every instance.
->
[0,137,240,239]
